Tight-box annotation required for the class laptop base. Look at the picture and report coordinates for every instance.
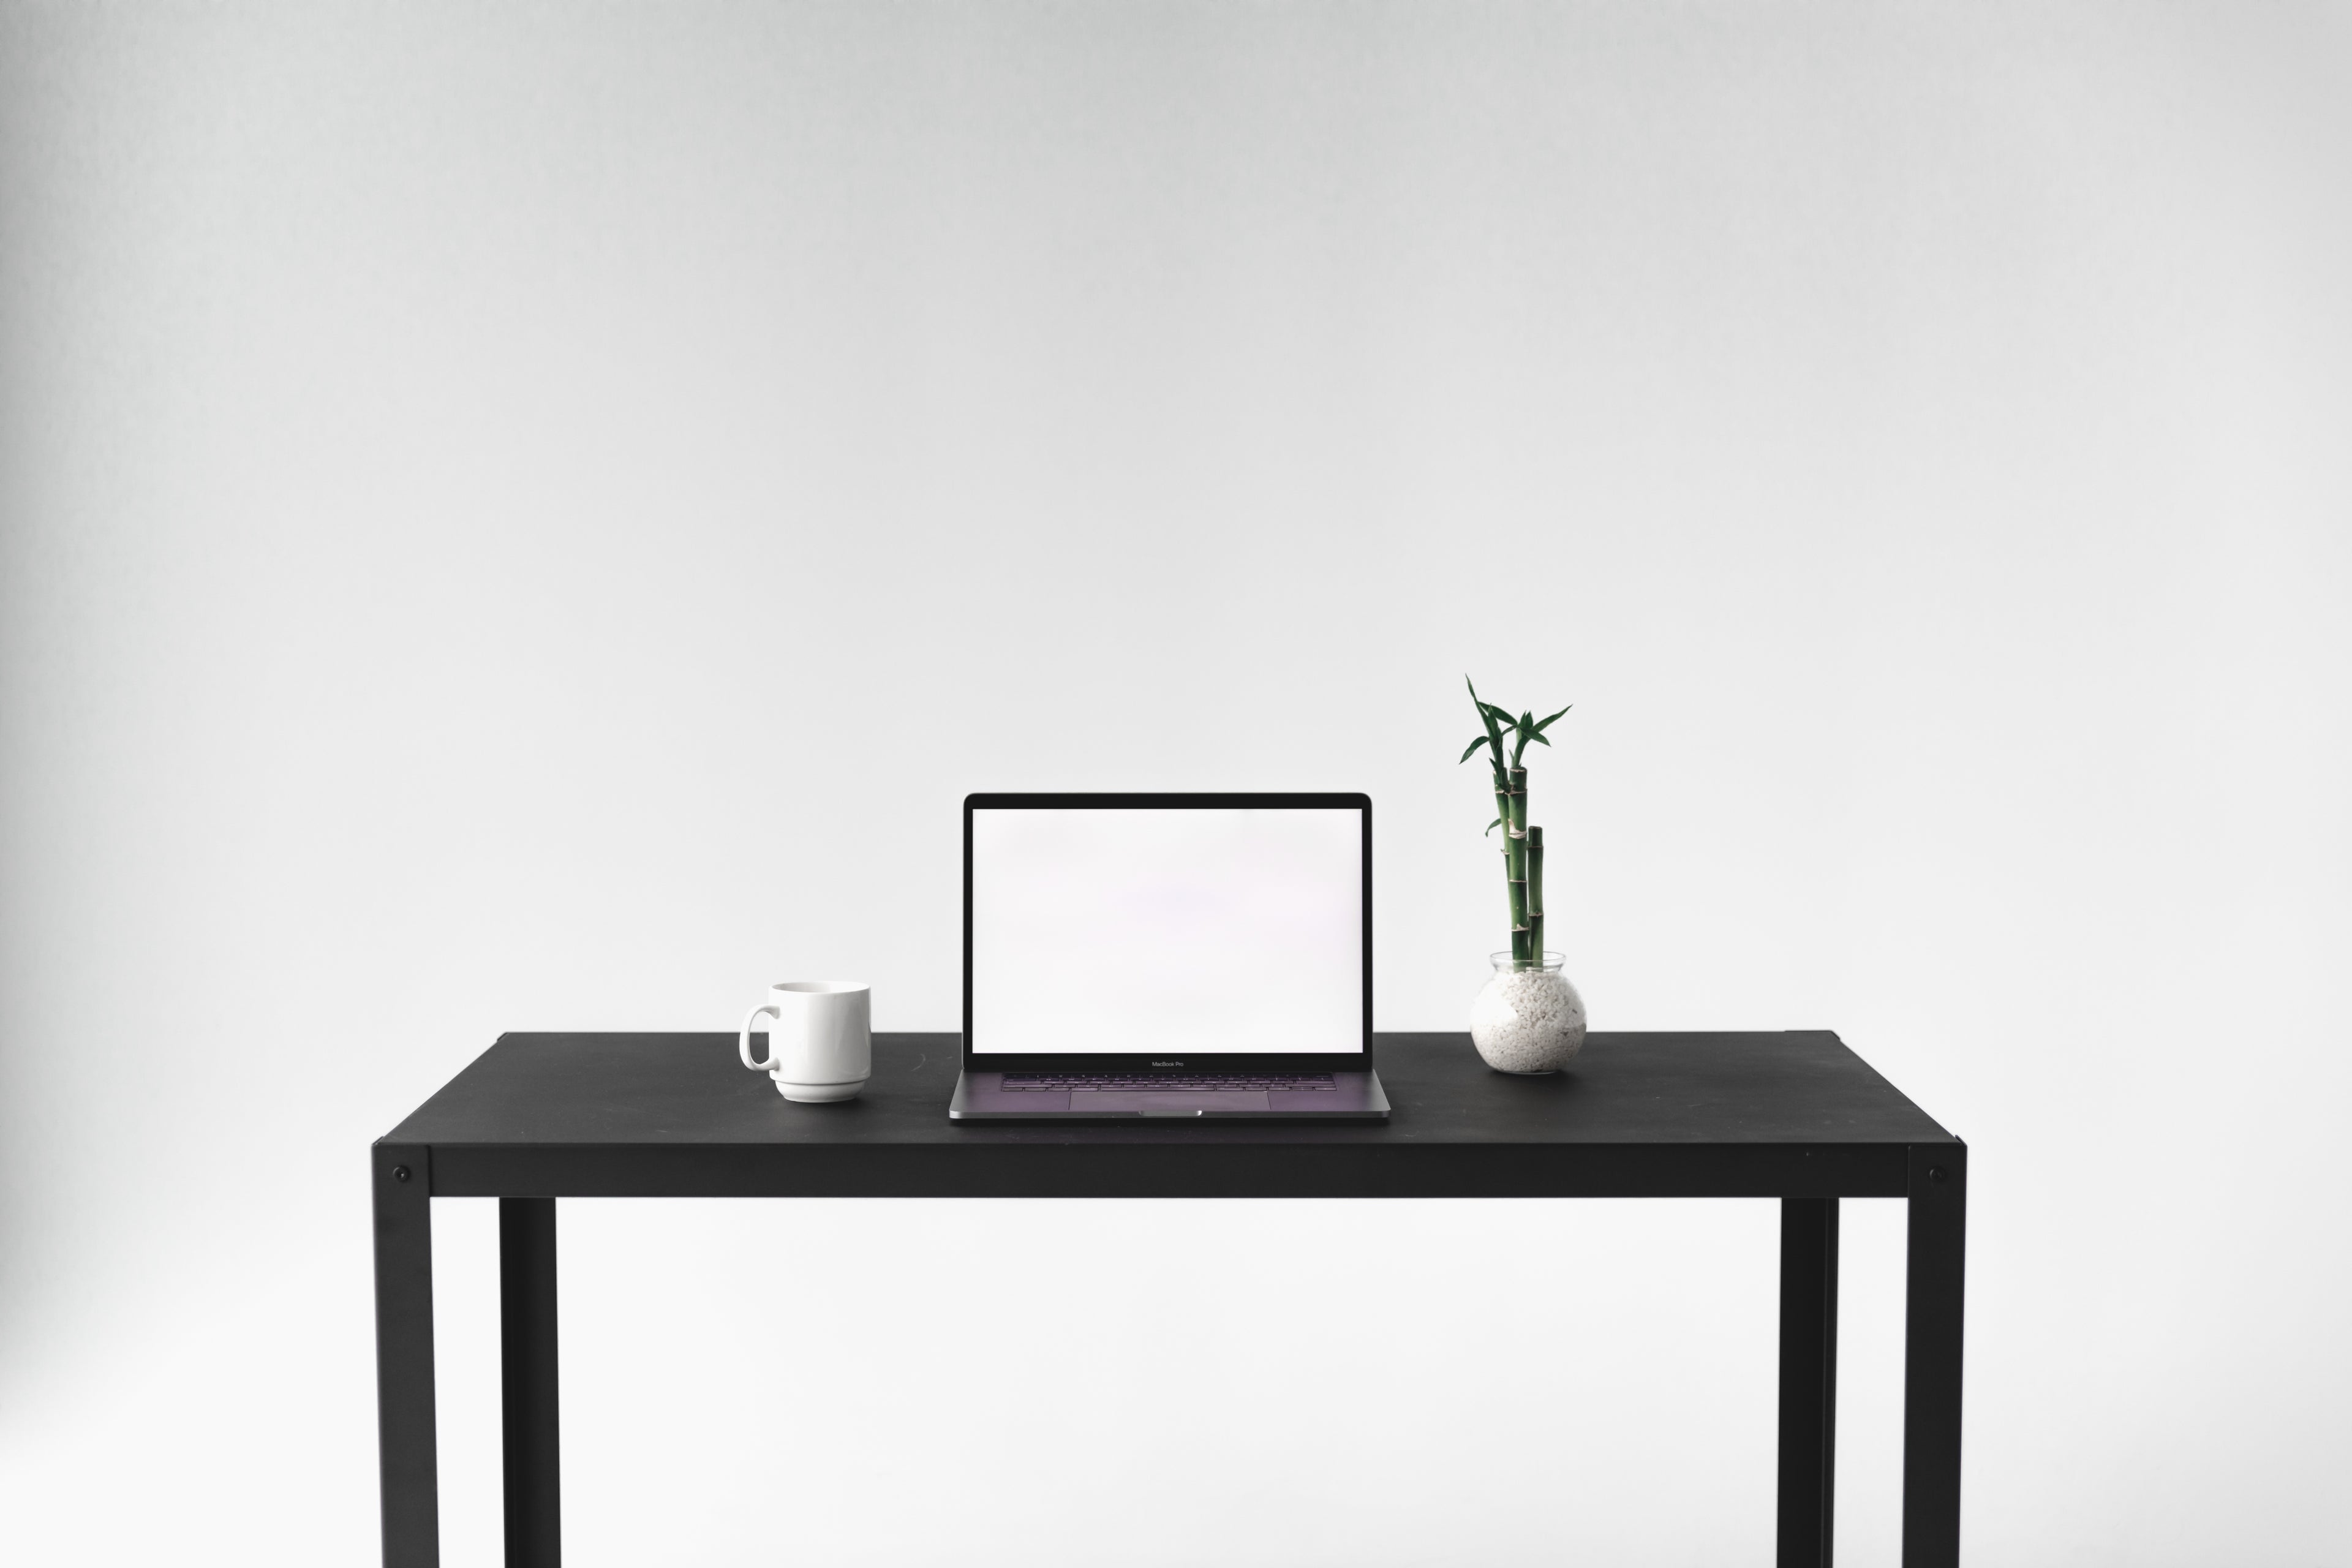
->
[949,1069,1390,1121]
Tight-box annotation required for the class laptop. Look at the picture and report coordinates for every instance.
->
[948,793,1390,1121]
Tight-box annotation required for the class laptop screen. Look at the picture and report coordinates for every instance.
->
[966,799,1367,1058]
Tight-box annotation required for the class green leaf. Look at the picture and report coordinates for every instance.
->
[1531,704,1574,733]
[1458,736,1493,764]
[1485,817,1502,836]
[1528,731,1551,747]
[1467,675,1507,754]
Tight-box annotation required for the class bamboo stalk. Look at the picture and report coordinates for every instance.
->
[1527,825,1545,959]
[1504,769,1531,963]
[1504,775,1528,883]
[1506,844,1529,962]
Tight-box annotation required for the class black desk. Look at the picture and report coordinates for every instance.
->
[374,1031,1965,1567]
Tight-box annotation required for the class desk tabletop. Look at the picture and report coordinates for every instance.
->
[379,1032,1956,1200]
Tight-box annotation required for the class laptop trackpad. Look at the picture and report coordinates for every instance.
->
[1072,1091,1271,1114]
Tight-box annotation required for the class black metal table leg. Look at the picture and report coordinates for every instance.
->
[502,1197,562,1568]
[1902,1143,1967,1567]
[1777,1197,1839,1567]
[374,1144,440,1568]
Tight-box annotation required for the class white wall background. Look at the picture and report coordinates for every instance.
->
[4,2,2347,1563]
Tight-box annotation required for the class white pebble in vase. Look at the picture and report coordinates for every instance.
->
[1469,951,1588,1074]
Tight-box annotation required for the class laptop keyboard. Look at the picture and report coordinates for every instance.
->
[998,1073,1340,1093]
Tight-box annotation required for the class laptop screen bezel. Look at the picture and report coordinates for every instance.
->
[962,792,1374,1072]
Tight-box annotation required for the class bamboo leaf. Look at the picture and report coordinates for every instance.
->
[1485,818,1502,835]
[1466,675,1507,756]
[1528,731,1550,746]
[1458,736,1493,764]
[1531,704,1574,733]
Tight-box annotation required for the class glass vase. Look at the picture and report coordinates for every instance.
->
[1469,951,1586,1074]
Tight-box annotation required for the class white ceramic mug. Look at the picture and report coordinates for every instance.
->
[739,981,870,1102]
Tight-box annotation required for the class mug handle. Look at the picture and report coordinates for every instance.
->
[739,1001,781,1071]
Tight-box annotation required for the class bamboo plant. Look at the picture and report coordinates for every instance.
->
[1460,677,1572,968]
